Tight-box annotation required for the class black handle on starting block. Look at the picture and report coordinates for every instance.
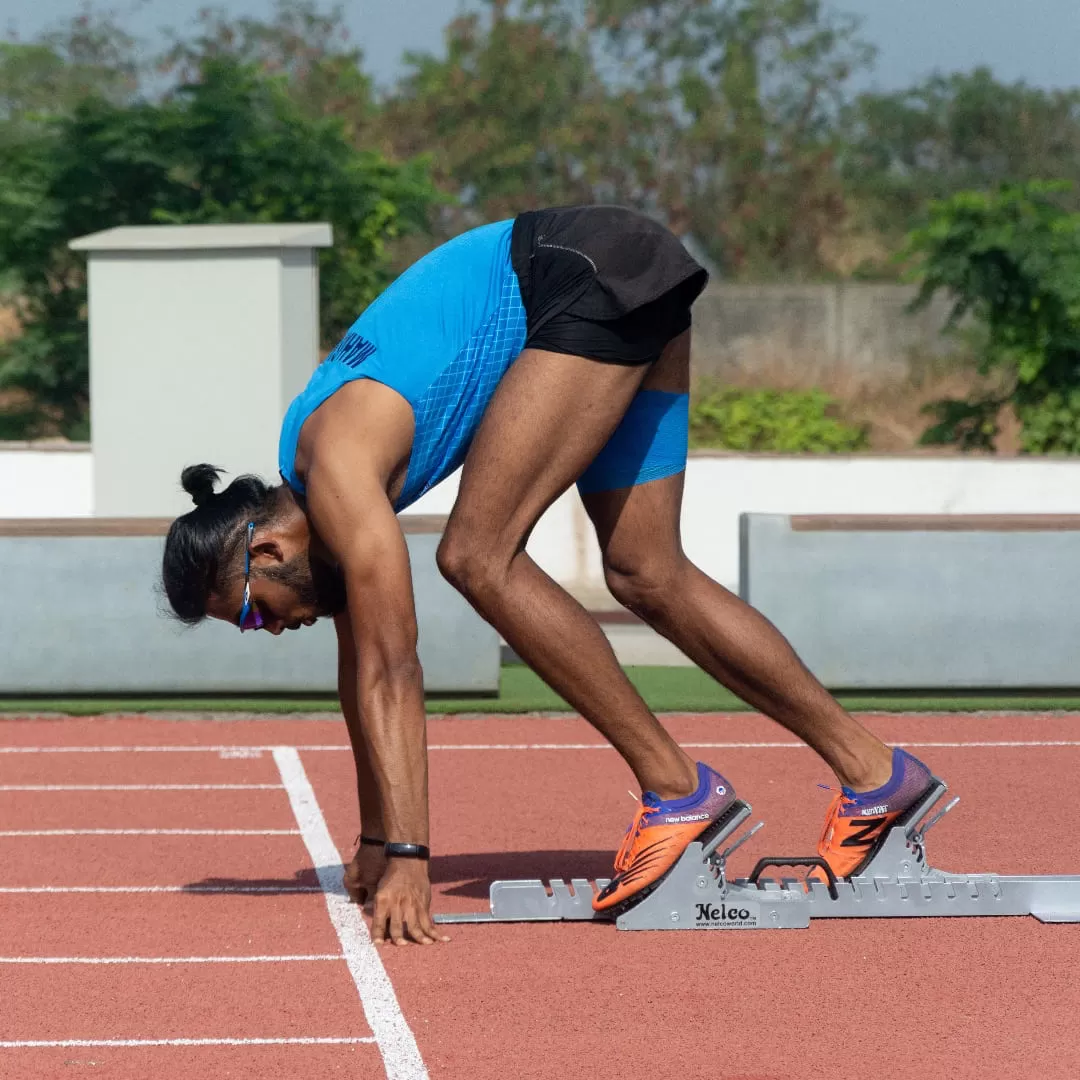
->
[748,856,840,900]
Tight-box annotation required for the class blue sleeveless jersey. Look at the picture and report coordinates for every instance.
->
[278,220,525,511]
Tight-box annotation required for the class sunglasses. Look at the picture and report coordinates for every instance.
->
[238,521,265,632]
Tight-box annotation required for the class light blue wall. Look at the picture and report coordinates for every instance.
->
[741,514,1080,689]
[0,532,499,695]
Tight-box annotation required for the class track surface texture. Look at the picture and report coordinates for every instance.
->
[2,710,1079,1079]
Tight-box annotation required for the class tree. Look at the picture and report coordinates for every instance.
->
[159,0,377,143]
[590,0,875,277]
[843,69,1080,268]
[0,8,145,435]
[377,0,874,276]
[907,182,1080,453]
[0,9,140,139]
[376,0,638,239]
[0,58,437,438]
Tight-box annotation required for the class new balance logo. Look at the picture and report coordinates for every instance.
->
[328,332,377,368]
[840,817,887,848]
[860,805,888,816]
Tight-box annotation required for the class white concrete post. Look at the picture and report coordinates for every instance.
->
[69,223,333,517]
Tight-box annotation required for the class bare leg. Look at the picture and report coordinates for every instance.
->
[580,335,893,792]
[437,346,698,799]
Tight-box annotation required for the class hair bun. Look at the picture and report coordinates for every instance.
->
[181,464,223,507]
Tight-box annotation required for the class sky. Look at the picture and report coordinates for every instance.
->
[4,0,1080,92]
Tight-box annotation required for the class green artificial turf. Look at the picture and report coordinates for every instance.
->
[3,664,1080,716]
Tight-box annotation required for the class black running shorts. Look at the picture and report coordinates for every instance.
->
[509,204,709,366]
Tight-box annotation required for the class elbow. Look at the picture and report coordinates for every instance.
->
[384,658,425,689]
[362,655,425,696]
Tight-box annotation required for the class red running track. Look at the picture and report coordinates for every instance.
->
[2,710,1080,1079]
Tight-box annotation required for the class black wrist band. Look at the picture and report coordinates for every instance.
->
[358,835,385,848]
[383,842,430,860]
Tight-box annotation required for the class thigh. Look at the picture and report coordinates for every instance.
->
[449,348,649,547]
[640,326,691,394]
[580,330,692,565]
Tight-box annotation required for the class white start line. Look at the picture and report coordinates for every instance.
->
[272,747,430,1080]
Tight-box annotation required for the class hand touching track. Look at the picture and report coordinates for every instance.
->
[371,861,448,947]
[345,842,449,946]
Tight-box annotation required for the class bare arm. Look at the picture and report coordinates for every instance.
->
[336,609,396,911]
[332,493,428,846]
[306,431,443,945]
[334,610,383,836]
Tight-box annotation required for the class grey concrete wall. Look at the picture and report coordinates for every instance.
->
[740,514,1080,689]
[0,530,499,695]
[692,284,957,382]
[73,224,332,519]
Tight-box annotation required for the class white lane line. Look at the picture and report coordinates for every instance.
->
[0,784,283,791]
[0,1037,375,1048]
[0,829,299,837]
[0,955,341,965]
[5,739,1080,755]
[0,745,349,754]
[273,747,429,1080]
[0,885,321,894]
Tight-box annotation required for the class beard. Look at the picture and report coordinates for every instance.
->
[261,551,347,617]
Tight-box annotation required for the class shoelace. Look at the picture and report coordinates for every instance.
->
[613,802,659,873]
[817,782,858,800]
[816,782,895,851]
[817,789,847,851]
[816,783,863,852]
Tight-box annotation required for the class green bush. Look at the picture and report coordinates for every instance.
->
[1016,390,1080,454]
[689,384,868,453]
[908,181,1080,454]
[0,57,438,438]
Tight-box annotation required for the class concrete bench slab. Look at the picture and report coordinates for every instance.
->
[739,513,1080,690]
[0,517,499,696]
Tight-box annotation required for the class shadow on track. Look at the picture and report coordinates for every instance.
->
[429,851,614,898]
[180,868,321,894]
[181,852,616,900]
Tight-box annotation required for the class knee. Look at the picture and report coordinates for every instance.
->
[436,525,505,604]
[603,554,686,621]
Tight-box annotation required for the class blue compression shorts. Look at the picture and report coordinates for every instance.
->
[577,389,689,495]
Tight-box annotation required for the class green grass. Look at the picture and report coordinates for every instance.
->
[4,664,1080,716]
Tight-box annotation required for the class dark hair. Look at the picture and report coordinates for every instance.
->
[161,464,284,624]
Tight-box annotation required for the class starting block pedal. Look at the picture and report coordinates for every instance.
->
[433,779,1080,930]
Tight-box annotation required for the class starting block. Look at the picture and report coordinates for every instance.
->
[433,780,1080,930]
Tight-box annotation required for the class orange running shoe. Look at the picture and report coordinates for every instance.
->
[593,762,738,915]
[813,747,935,881]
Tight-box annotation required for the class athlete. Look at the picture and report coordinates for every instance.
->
[161,205,936,946]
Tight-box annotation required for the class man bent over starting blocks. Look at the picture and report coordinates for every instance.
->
[161,205,937,944]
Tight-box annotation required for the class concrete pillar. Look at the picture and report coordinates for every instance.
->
[69,223,333,517]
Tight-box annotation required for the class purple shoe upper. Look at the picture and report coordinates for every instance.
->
[640,761,737,826]
[837,747,932,818]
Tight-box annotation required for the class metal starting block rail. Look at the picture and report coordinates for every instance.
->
[434,780,1080,930]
